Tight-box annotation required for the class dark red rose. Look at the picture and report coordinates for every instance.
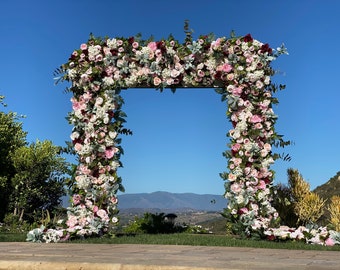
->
[260,43,273,54]
[214,71,222,80]
[108,110,115,119]
[267,234,275,241]
[243,34,253,43]
[128,36,134,44]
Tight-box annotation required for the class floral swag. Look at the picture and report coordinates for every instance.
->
[28,30,319,243]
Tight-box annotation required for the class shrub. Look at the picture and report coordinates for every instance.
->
[272,183,298,227]
[288,168,310,201]
[328,196,340,231]
[294,192,326,225]
[274,169,326,227]
[123,212,185,234]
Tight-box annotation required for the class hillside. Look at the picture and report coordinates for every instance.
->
[118,191,227,212]
[313,171,340,200]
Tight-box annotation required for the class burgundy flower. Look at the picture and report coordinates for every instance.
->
[267,234,275,241]
[260,43,272,54]
[243,34,253,43]
[128,36,134,44]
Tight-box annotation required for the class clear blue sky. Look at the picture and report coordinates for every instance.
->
[1,0,339,195]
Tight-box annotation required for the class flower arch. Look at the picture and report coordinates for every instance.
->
[50,30,289,241]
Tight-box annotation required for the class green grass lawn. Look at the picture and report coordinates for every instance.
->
[2,232,340,251]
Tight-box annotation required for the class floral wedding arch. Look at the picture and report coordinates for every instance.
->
[31,28,292,242]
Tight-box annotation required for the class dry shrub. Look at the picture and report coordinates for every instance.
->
[328,195,340,231]
[288,168,310,201]
[294,192,326,224]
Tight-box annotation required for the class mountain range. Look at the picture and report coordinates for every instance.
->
[117,191,227,212]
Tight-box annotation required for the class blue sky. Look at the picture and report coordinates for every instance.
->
[1,0,339,195]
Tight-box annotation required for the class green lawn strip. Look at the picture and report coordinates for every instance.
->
[1,232,340,251]
[0,233,26,242]
[71,234,340,251]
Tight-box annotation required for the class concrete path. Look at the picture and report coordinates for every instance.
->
[0,242,339,270]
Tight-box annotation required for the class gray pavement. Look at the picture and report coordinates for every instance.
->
[0,242,339,270]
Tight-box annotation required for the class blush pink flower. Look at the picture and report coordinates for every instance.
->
[231,87,242,96]
[231,143,241,152]
[153,77,162,86]
[132,41,139,49]
[217,63,232,73]
[80,43,88,50]
[74,143,82,152]
[250,115,262,123]
[148,42,157,51]
[72,194,82,205]
[325,238,335,246]
[66,215,78,228]
[230,183,242,193]
[258,180,266,190]
[105,148,115,159]
[238,207,249,214]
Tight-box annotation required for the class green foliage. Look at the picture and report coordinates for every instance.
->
[9,140,70,223]
[123,212,185,234]
[0,101,27,221]
[272,183,298,227]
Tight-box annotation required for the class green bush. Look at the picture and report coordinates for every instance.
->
[123,212,185,234]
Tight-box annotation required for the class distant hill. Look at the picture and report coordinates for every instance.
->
[314,171,340,200]
[118,191,227,212]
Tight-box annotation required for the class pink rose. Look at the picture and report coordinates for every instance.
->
[325,238,335,246]
[258,180,266,190]
[80,43,87,50]
[228,173,237,182]
[263,143,271,151]
[230,183,242,193]
[132,42,139,49]
[250,115,262,123]
[221,63,232,73]
[153,77,162,86]
[93,205,99,213]
[105,148,115,159]
[231,87,242,96]
[231,143,241,152]
[74,143,82,152]
[72,194,82,205]
[148,42,157,51]
[239,207,249,214]
[66,215,78,228]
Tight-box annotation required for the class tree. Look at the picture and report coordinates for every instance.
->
[10,140,70,222]
[0,97,27,221]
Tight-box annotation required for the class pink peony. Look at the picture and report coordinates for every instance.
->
[66,215,78,228]
[230,183,242,193]
[105,148,115,159]
[231,143,241,152]
[325,238,335,246]
[258,180,266,190]
[148,42,157,51]
[250,115,262,123]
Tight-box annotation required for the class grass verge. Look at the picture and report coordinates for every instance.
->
[1,232,340,251]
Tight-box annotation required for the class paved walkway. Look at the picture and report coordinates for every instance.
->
[0,242,339,270]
